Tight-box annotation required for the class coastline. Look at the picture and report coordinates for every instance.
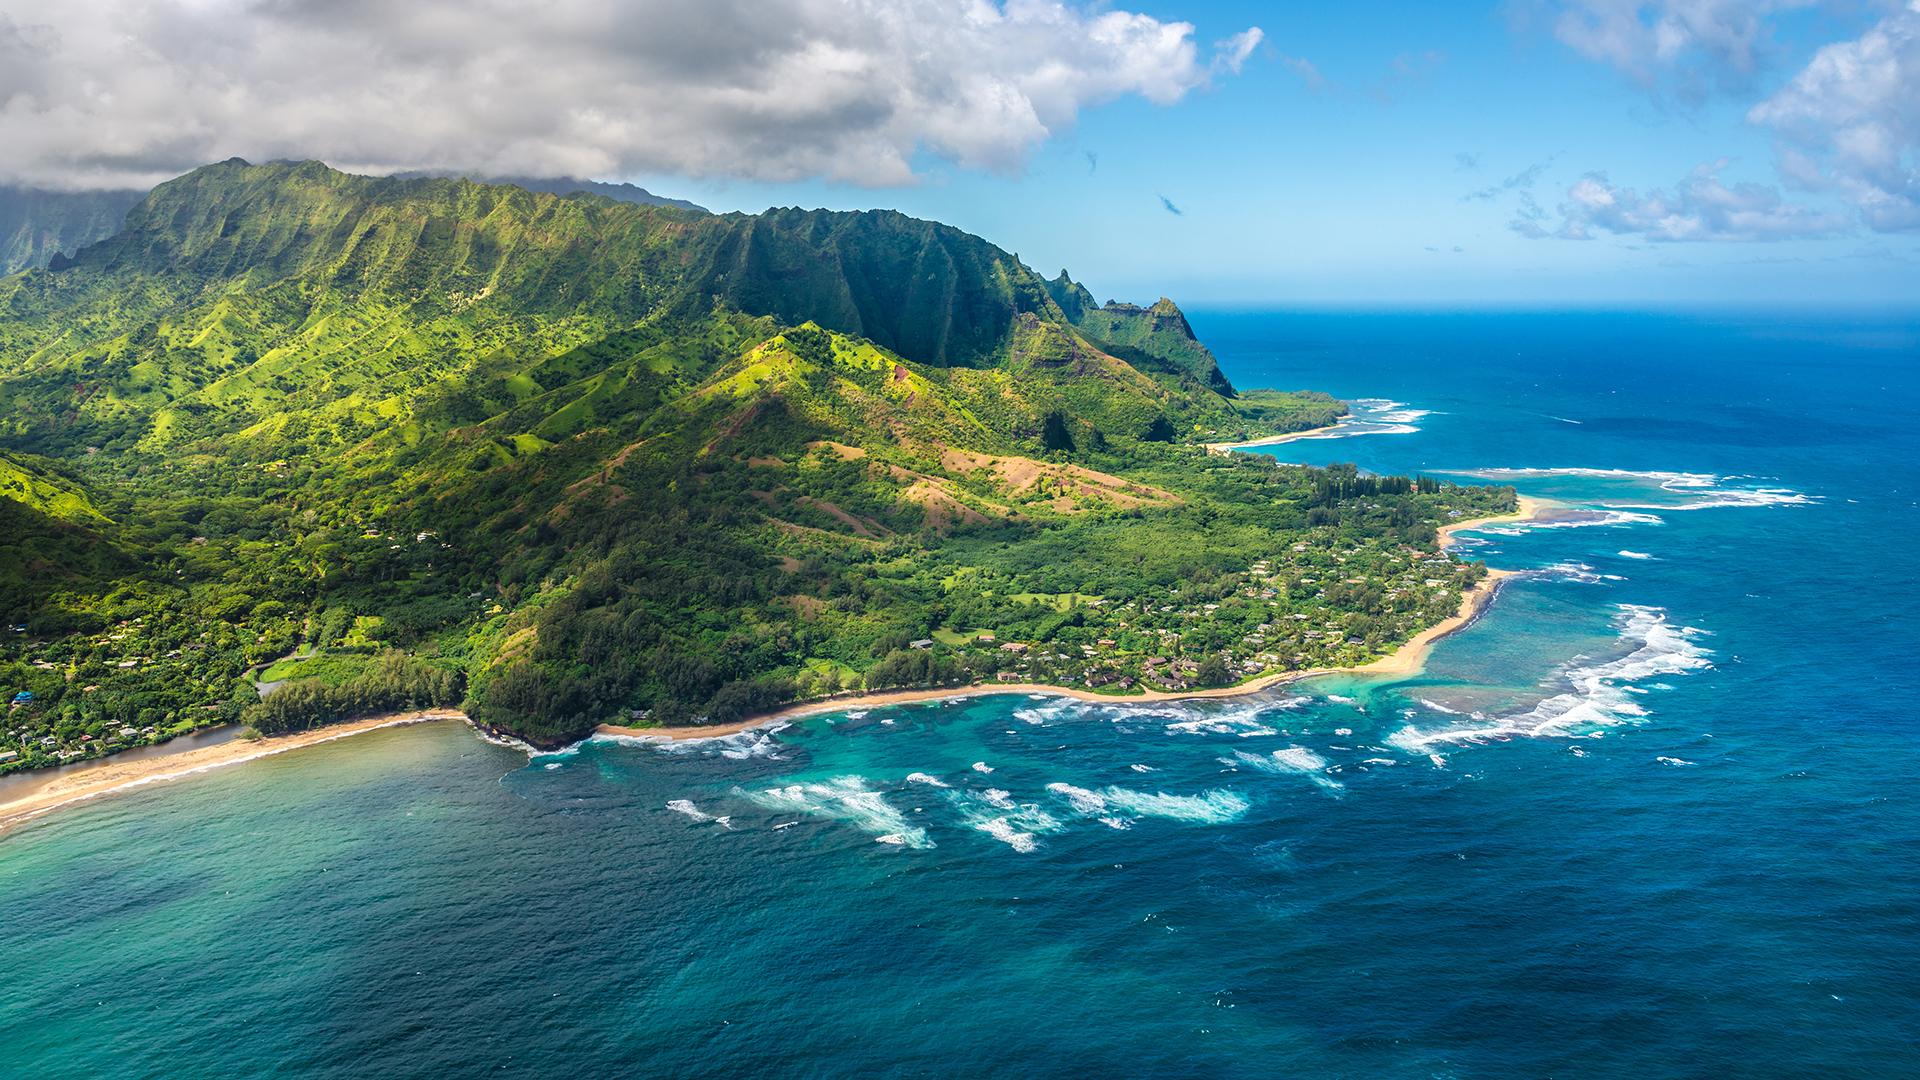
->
[597,564,1518,743]
[599,497,1540,743]
[4,499,1544,831]
[1202,422,1344,454]
[1440,495,1548,550]
[0,711,465,834]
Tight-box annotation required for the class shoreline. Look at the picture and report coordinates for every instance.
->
[0,711,465,835]
[1439,495,1548,550]
[4,500,1546,831]
[599,497,1542,743]
[1202,422,1344,454]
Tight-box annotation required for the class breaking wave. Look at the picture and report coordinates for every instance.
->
[1388,604,1712,751]
[1454,467,1812,512]
[945,787,1064,853]
[1221,747,1344,793]
[666,798,712,822]
[997,694,1308,739]
[739,776,933,849]
[1046,782,1250,825]
[602,724,788,761]
[1536,561,1627,584]
[1477,509,1665,536]
[1294,398,1432,440]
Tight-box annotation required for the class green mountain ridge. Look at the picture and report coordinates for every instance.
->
[0,160,1508,762]
[394,171,709,213]
[0,185,149,276]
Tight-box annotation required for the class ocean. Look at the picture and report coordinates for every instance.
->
[3,309,1916,1077]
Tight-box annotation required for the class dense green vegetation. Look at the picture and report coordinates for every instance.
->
[0,161,1512,767]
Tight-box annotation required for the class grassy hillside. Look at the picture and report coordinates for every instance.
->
[0,161,1512,764]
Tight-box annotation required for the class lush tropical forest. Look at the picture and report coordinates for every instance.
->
[0,161,1512,767]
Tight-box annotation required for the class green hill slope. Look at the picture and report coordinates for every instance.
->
[0,162,1510,761]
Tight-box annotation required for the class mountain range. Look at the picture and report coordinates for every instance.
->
[0,160,1504,757]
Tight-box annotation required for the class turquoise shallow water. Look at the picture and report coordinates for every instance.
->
[3,310,1916,1077]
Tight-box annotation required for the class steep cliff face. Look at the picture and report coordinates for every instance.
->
[1,161,1245,456]
[1042,271,1235,395]
[0,161,1388,746]
[0,186,147,274]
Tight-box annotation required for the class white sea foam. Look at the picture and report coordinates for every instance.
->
[666,798,712,823]
[617,725,786,761]
[1223,747,1344,792]
[1130,763,1155,773]
[1538,561,1626,584]
[1271,746,1329,772]
[1455,467,1813,512]
[945,788,1063,852]
[905,772,949,788]
[1149,697,1305,737]
[1045,781,1249,824]
[1657,756,1696,767]
[1099,786,1251,824]
[1618,550,1655,560]
[718,730,784,760]
[740,776,933,849]
[1388,604,1711,751]
[1046,782,1109,815]
[971,761,994,774]
[1269,398,1430,442]
[976,818,1039,852]
[1489,510,1667,538]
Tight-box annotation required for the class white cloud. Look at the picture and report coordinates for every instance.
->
[1748,2,1920,231]
[1535,0,1816,96]
[0,0,1260,191]
[1212,28,1264,76]
[1513,161,1847,240]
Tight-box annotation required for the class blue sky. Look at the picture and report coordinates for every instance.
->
[628,2,1920,307]
[7,0,1915,307]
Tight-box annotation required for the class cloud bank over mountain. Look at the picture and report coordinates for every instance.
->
[0,0,1259,190]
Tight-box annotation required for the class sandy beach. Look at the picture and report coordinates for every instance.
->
[4,500,1545,831]
[0,711,465,834]
[601,566,1516,737]
[1440,495,1548,548]
[600,498,1542,742]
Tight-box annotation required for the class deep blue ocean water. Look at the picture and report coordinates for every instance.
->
[2,310,1916,1078]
